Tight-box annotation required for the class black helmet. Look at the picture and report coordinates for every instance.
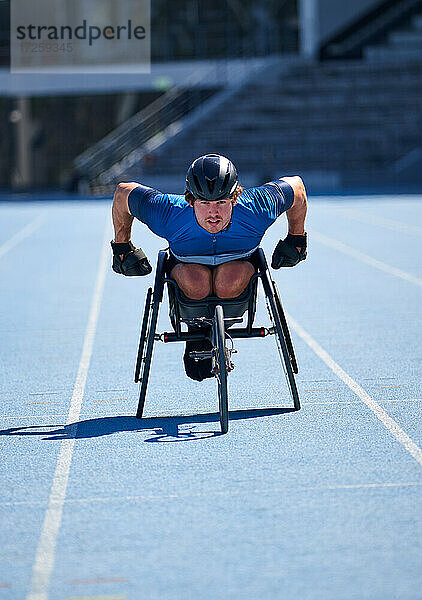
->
[186,154,238,201]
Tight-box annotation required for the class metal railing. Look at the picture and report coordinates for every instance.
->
[73,57,277,190]
[74,72,216,187]
[321,0,422,59]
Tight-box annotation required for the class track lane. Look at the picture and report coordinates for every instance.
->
[1,196,421,600]
[25,215,110,600]
[49,198,421,599]
[0,202,110,599]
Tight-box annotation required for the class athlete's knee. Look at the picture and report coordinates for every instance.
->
[171,263,212,300]
[213,261,255,299]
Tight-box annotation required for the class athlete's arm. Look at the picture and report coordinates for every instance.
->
[112,182,139,244]
[271,176,308,269]
[110,182,152,277]
[281,176,307,237]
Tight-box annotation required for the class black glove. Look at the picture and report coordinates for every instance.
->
[110,241,152,276]
[271,233,307,269]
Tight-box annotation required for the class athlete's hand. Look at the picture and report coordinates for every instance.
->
[271,233,307,268]
[110,241,152,276]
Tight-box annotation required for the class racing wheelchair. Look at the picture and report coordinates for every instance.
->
[134,248,300,433]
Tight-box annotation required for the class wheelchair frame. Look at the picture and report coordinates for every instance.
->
[134,248,300,433]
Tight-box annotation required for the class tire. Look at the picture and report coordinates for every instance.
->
[273,282,298,374]
[266,291,301,411]
[134,287,153,383]
[136,252,166,419]
[214,305,229,433]
[136,293,160,418]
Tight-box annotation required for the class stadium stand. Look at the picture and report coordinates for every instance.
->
[4,0,422,191]
[26,93,165,187]
[150,0,298,61]
[73,57,281,192]
[365,13,422,60]
[121,59,422,191]
[320,0,422,60]
[73,2,422,193]
[2,0,298,190]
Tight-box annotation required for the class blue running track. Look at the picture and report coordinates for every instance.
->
[0,194,421,600]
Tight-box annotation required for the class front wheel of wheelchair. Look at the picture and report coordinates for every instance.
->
[213,305,229,434]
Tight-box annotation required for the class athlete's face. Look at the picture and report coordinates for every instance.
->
[190,198,237,234]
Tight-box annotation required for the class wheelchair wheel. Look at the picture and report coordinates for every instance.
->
[265,288,301,411]
[213,305,229,433]
[134,287,153,383]
[273,281,298,375]
[136,291,160,418]
[136,251,167,419]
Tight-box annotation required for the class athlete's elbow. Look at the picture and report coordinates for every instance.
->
[295,176,306,196]
[113,182,136,212]
[112,183,122,202]
[291,176,307,209]
[114,183,128,203]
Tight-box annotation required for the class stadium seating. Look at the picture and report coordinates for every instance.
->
[126,57,422,190]
[72,5,422,192]
[365,13,422,61]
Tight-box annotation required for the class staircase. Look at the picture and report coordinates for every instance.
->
[73,56,283,192]
[75,3,422,193]
[365,13,422,60]
[135,58,422,189]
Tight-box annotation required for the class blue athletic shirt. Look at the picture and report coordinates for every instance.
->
[128,180,294,265]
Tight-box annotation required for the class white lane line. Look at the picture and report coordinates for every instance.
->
[287,313,422,467]
[26,216,110,600]
[0,412,118,420]
[312,230,422,287]
[332,209,422,235]
[303,399,422,405]
[0,215,44,260]
[0,413,108,420]
[2,481,421,508]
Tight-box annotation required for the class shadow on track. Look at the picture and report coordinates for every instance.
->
[0,407,296,442]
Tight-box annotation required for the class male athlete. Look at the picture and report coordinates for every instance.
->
[111,154,307,381]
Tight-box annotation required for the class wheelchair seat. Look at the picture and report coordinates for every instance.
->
[164,273,259,321]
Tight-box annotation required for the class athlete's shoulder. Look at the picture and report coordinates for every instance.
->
[128,183,189,226]
[237,181,285,206]
[265,178,294,204]
[237,179,294,218]
[164,193,190,209]
[129,184,187,208]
